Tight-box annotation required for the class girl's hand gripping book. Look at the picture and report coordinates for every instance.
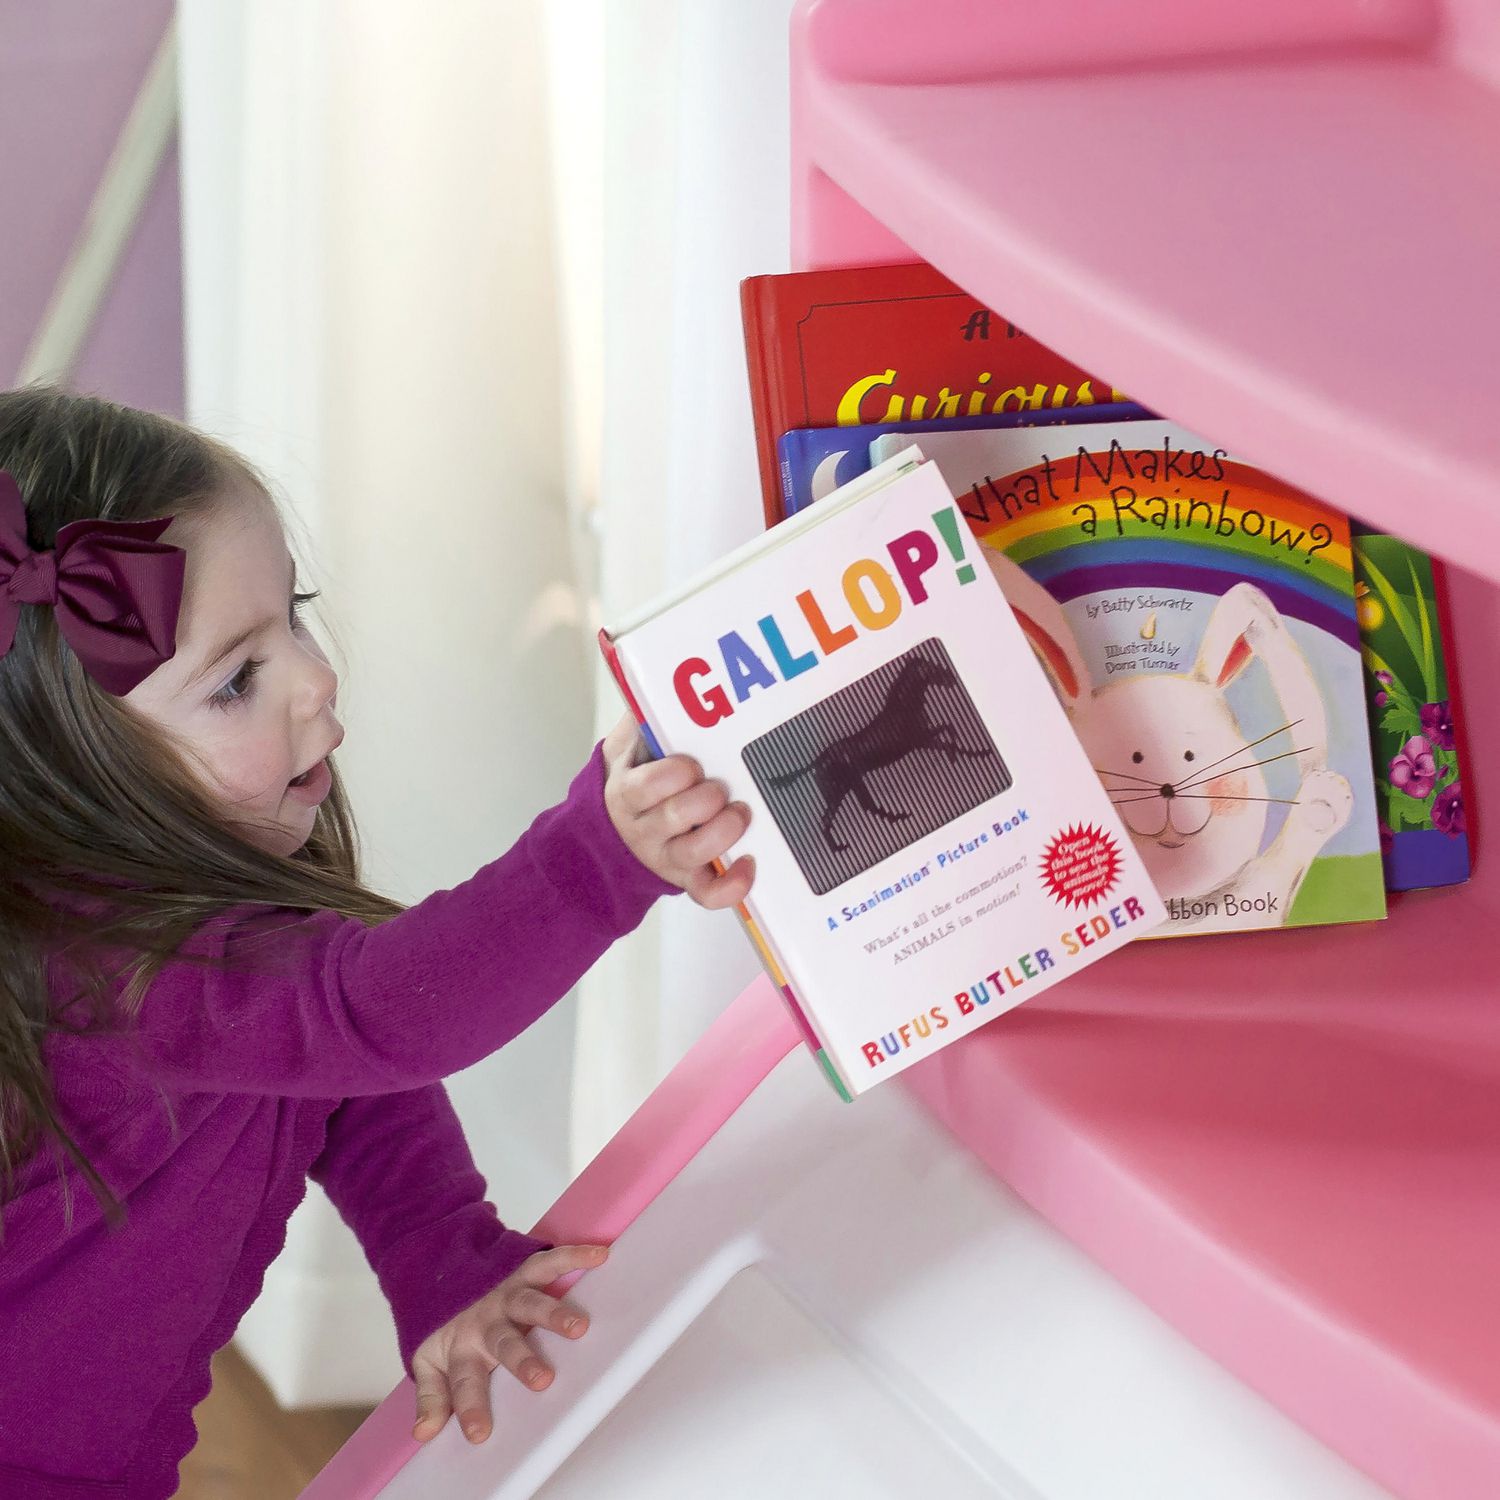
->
[599,450,1166,1097]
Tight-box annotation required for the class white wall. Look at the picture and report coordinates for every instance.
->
[571,0,797,1162]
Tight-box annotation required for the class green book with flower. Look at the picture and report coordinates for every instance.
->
[1352,530,1470,890]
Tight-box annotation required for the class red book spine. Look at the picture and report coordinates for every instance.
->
[740,274,792,532]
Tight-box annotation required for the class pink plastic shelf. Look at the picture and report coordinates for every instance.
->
[307,9,1496,1497]
[792,0,1500,573]
[794,3,1498,1498]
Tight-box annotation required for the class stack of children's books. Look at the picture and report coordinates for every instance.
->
[743,259,1470,920]
[600,258,1470,1099]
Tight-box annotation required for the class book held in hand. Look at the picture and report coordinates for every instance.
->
[600,449,1165,1098]
[871,419,1388,937]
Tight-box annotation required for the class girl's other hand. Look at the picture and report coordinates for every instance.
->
[411,1244,608,1445]
[602,713,754,909]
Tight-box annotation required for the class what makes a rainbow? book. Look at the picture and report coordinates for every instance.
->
[870,421,1388,938]
[600,450,1165,1097]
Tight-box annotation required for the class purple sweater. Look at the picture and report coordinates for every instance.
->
[0,745,674,1500]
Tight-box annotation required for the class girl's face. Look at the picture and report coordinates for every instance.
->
[125,484,343,857]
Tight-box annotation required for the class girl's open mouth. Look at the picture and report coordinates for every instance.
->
[286,758,333,804]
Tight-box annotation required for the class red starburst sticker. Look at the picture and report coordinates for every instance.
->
[1040,823,1124,908]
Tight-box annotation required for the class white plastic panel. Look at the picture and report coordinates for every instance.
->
[537,1267,1006,1498]
[376,1053,1392,1500]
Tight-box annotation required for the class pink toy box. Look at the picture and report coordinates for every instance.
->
[308,3,1497,1495]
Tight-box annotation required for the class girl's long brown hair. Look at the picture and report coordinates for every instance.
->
[0,386,401,1225]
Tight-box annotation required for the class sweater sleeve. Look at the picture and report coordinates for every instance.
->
[310,1084,550,1371]
[117,743,677,1097]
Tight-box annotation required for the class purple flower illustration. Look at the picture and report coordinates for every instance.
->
[1433,782,1465,837]
[1375,670,1393,685]
[1389,735,1437,800]
[1420,700,1456,752]
[1374,689,1388,707]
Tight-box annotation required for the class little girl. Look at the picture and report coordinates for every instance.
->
[0,386,753,1500]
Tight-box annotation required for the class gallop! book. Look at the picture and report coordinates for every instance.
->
[871,420,1388,937]
[599,449,1165,1098]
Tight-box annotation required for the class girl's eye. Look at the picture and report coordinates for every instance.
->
[291,589,319,629]
[211,657,264,709]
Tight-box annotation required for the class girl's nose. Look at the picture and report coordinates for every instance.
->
[296,641,339,716]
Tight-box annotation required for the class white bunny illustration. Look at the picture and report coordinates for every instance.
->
[985,549,1353,932]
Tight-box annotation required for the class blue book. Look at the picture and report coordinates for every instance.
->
[779,403,1151,517]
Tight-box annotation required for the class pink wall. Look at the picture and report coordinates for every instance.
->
[0,0,183,413]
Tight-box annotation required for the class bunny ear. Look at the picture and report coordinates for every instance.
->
[1195,581,1330,770]
[980,545,1090,710]
[1211,631,1254,688]
[1196,582,1265,687]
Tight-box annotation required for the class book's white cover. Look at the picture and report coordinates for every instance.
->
[607,453,1165,1095]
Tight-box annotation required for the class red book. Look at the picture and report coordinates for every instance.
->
[741,260,1123,528]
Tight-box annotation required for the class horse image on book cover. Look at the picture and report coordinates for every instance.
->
[742,638,1012,896]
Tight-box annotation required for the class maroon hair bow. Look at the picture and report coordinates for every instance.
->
[0,470,186,696]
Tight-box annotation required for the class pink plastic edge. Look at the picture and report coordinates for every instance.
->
[297,977,799,1500]
[803,0,1435,85]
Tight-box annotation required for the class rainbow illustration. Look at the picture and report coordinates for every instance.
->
[963,458,1359,644]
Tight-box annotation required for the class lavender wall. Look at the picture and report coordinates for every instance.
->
[0,0,183,412]
[72,144,185,415]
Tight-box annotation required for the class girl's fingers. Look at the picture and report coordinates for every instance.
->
[615,754,702,817]
[634,780,719,843]
[505,1286,591,1338]
[492,1328,552,1394]
[601,713,638,769]
[519,1243,610,1286]
[446,1357,498,1444]
[664,802,750,871]
[685,854,755,911]
[411,1363,452,1443]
